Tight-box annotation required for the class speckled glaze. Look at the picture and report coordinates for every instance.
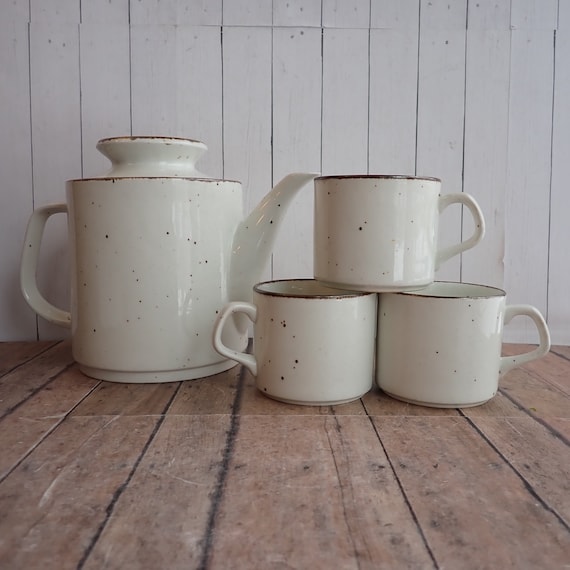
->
[213,280,377,405]
[20,137,317,382]
[314,176,485,292]
[376,282,551,407]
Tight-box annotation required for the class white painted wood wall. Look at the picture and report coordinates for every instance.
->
[1,0,569,344]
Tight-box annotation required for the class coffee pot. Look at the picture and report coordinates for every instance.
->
[20,136,317,383]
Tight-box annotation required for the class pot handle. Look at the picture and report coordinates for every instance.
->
[20,204,71,328]
[213,302,258,375]
[499,305,551,376]
[436,193,485,270]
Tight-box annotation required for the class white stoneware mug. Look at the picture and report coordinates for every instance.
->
[314,175,485,292]
[376,282,551,408]
[213,279,377,405]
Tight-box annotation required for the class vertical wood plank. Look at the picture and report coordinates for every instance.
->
[222,0,273,25]
[222,27,272,214]
[30,0,80,24]
[416,0,467,282]
[368,28,418,174]
[4,0,30,22]
[80,0,129,23]
[130,25,223,177]
[322,28,369,175]
[503,30,553,341]
[129,0,222,25]
[0,17,37,340]
[79,23,131,177]
[548,29,570,344]
[322,0,370,28]
[273,0,322,27]
[461,29,510,288]
[369,0,419,191]
[271,27,322,280]
[467,0,510,29]
[29,19,82,340]
[510,0,558,29]
[560,0,570,29]
[370,0,420,29]
[420,0,467,29]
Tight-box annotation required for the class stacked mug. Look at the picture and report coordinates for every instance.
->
[213,175,551,408]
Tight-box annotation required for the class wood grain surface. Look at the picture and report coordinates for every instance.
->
[0,341,568,569]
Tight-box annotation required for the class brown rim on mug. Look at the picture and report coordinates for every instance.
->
[315,174,442,182]
[395,281,508,300]
[253,279,373,299]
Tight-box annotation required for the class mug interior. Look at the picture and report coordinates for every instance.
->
[401,281,505,299]
[254,279,371,298]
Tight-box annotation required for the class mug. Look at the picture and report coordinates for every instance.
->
[376,282,551,408]
[314,175,485,292]
[213,279,377,405]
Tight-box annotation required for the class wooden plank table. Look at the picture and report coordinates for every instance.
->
[0,341,568,569]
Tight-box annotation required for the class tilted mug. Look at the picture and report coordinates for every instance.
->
[314,175,485,292]
[376,282,551,407]
[213,279,377,405]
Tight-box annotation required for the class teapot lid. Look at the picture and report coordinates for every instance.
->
[95,136,211,178]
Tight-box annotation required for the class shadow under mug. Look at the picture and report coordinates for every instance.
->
[213,279,377,406]
[376,282,551,408]
[314,175,485,292]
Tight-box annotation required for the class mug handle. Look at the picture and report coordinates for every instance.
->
[435,193,485,270]
[213,302,258,375]
[20,204,71,328]
[499,305,551,376]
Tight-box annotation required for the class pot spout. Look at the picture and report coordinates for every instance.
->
[229,172,319,302]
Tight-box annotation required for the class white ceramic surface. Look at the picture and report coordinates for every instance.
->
[314,175,485,292]
[20,136,317,382]
[376,282,551,407]
[213,279,377,405]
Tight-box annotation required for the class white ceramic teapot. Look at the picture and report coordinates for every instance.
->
[20,136,317,383]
